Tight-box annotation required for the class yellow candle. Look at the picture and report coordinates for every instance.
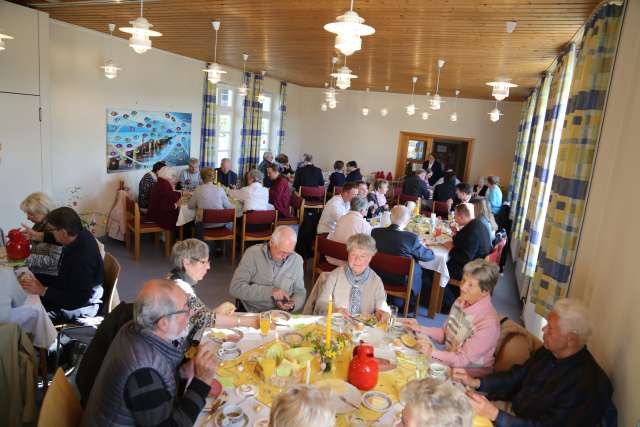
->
[414,201,420,216]
[325,294,333,349]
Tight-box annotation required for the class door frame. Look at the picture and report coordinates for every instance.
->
[395,131,474,181]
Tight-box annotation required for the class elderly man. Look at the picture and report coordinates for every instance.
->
[81,280,218,426]
[399,378,473,427]
[179,158,201,190]
[371,206,434,305]
[267,164,292,218]
[216,158,238,188]
[19,207,104,322]
[317,181,359,234]
[327,196,372,265]
[293,153,324,191]
[229,226,306,313]
[258,152,276,187]
[455,298,612,427]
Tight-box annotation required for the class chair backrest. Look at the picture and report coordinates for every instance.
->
[333,186,343,196]
[202,208,236,224]
[494,318,542,373]
[125,197,136,226]
[38,368,82,427]
[245,209,277,225]
[433,200,450,217]
[486,237,507,264]
[370,252,413,283]
[399,194,419,204]
[316,235,349,262]
[103,253,121,314]
[300,186,325,199]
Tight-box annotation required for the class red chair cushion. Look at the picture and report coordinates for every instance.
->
[203,208,235,224]
[317,259,338,273]
[245,210,277,225]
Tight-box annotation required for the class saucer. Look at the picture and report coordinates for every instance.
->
[217,348,242,361]
[214,412,249,427]
[236,384,258,398]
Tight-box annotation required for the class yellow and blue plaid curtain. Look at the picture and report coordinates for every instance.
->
[238,72,263,181]
[530,3,623,316]
[512,74,552,240]
[521,44,577,277]
[507,89,538,219]
[277,81,287,154]
[199,75,217,167]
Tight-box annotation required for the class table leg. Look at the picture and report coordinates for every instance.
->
[428,272,445,319]
[38,347,48,392]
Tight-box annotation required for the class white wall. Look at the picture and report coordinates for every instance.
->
[286,84,522,183]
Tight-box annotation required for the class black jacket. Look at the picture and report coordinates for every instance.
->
[447,218,491,280]
[402,175,431,200]
[328,172,346,194]
[39,228,104,311]
[215,168,238,188]
[433,181,457,202]
[423,160,443,185]
[345,169,363,182]
[293,164,324,190]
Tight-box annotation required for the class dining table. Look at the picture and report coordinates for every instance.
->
[193,315,492,427]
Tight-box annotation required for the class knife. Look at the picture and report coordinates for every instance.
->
[339,395,360,410]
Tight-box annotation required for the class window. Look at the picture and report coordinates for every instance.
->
[215,85,234,166]
[259,94,272,159]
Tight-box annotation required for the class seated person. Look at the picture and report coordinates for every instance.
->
[149,166,182,231]
[399,378,473,427]
[371,205,434,304]
[486,175,503,215]
[81,279,217,426]
[215,157,238,188]
[327,160,346,195]
[269,385,335,427]
[229,226,306,313]
[314,234,390,321]
[178,157,202,190]
[433,170,457,203]
[230,169,272,212]
[454,298,612,427]
[0,268,27,322]
[452,182,473,210]
[267,164,292,218]
[18,207,104,322]
[258,151,276,187]
[137,161,166,213]
[345,160,363,182]
[367,179,390,217]
[275,153,295,178]
[404,259,500,377]
[293,153,324,191]
[19,192,62,276]
[474,176,488,197]
[402,169,432,202]
[189,167,233,236]
[317,181,359,234]
[327,196,372,265]
[472,197,498,243]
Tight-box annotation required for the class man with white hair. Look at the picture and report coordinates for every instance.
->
[371,205,434,308]
[258,151,276,187]
[179,158,202,190]
[326,196,372,266]
[229,226,306,312]
[398,378,473,427]
[454,298,612,427]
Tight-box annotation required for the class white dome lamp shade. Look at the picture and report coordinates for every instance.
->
[0,32,14,52]
[324,0,375,56]
[449,89,460,122]
[101,24,122,79]
[429,59,446,110]
[203,21,227,84]
[489,101,503,122]
[486,80,518,101]
[119,0,161,54]
[238,53,249,96]
[380,85,390,117]
[406,76,418,116]
[331,56,357,90]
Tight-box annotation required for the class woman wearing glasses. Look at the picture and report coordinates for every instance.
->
[169,239,259,344]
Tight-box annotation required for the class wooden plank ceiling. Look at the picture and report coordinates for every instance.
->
[13,0,600,100]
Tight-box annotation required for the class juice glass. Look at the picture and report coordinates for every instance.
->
[260,312,271,337]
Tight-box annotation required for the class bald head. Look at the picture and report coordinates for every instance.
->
[391,205,411,228]
[134,279,186,331]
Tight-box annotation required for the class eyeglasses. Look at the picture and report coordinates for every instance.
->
[190,258,210,266]
[153,303,191,324]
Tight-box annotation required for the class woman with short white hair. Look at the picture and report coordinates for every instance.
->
[19,192,63,276]
[269,385,335,427]
[229,169,272,212]
[399,378,473,427]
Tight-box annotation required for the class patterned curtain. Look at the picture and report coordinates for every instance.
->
[277,81,287,154]
[521,44,577,277]
[199,74,217,168]
[512,73,552,240]
[238,72,264,181]
[530,3,623,316]
[507,90,539,220]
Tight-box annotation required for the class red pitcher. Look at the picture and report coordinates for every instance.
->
[348,342,379,391]
[6,229,30,260]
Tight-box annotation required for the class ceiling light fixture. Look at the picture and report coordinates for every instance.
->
[203,21,227,84]
[119,0,161,54]
[506,21,518,33]
[380,85,390,117]
[257,70,268,105]
[429,59,446,110]
[321,103,328,111]
[100,24,121,79]
[486,79,518,101]
[331,56,357,90]
[489,101,503,122]
[406,76,417,116]
[362,87,370,116]
[449,89,460,122]
[0,32,14,52]
[422,111,430,120]
[323,0,375,56]
[238,53,249,96]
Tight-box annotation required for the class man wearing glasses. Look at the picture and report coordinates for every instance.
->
[82,279,218,427]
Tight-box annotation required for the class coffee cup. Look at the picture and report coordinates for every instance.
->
[221,341,239,355]
[221,404,243,426]
[429,362,447,379]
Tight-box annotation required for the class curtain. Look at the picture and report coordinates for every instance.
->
[521,44,577,277]
[512,73,553,240]
[507,90,538,220]
[199,74,217,168]
[237,72,264,181]
[277,81,287,154]
[530,3,623,316]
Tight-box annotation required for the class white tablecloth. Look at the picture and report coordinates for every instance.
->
[176,198,245,227]
[419,246,450,288]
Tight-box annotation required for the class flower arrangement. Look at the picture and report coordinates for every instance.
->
[305,331,350,371]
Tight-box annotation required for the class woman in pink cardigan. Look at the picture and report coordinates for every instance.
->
[403,259,501,377]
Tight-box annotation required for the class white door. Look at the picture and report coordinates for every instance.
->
[0,92,42,231]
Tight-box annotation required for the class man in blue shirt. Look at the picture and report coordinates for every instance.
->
[215,158,238,188]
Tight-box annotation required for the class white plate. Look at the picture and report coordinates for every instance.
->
[236,384,257,398]
[315,379,362,415]
[358,327,385,347]
[205,328,244,344]
[217,348,242,361]
[267,310,292,323]
[362,391,393,412]
[214,412,249,427]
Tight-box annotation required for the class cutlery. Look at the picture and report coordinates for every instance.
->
[339,395,360,410]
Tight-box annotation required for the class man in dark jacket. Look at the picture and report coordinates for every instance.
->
[215,157,238,188]
[293,154,324,191]
[454,298,612,427]
[372,206,434,303]
[423,153,443,185]
[345,160,363,182]
[402,169,432,201]
[433,170,458,202]
[18,207,104,322]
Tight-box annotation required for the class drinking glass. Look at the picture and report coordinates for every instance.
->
[259,312,271,339]
[388,305,399,331]
[415,354,429,379]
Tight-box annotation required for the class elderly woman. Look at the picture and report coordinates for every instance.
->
[148,166,182,230]
[230,169,271,212]
[314,233,389,320]
[169,239,258,344]
[367,178,389,217]
[19,192,63,276]
[399,378,473,427]
[486,176,503,214]
[138,161,166,213]
[269,385,335,427]
[402,259,500,378]
[189,167,233,236]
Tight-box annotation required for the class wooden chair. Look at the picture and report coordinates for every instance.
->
[298,186,326,211]
[370,253,418,318]
[389,181,404,207]
[277,192,305,227]
[38,368,82,427]
[398,194,421,212]
[485,236,507,265]
[124,197,171,260]
[103,252,121,315]
[432,200,450,218]
[311,235,348,285]
[333,186,343,197]
[241,210,278,255]
[201,208,237,265]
